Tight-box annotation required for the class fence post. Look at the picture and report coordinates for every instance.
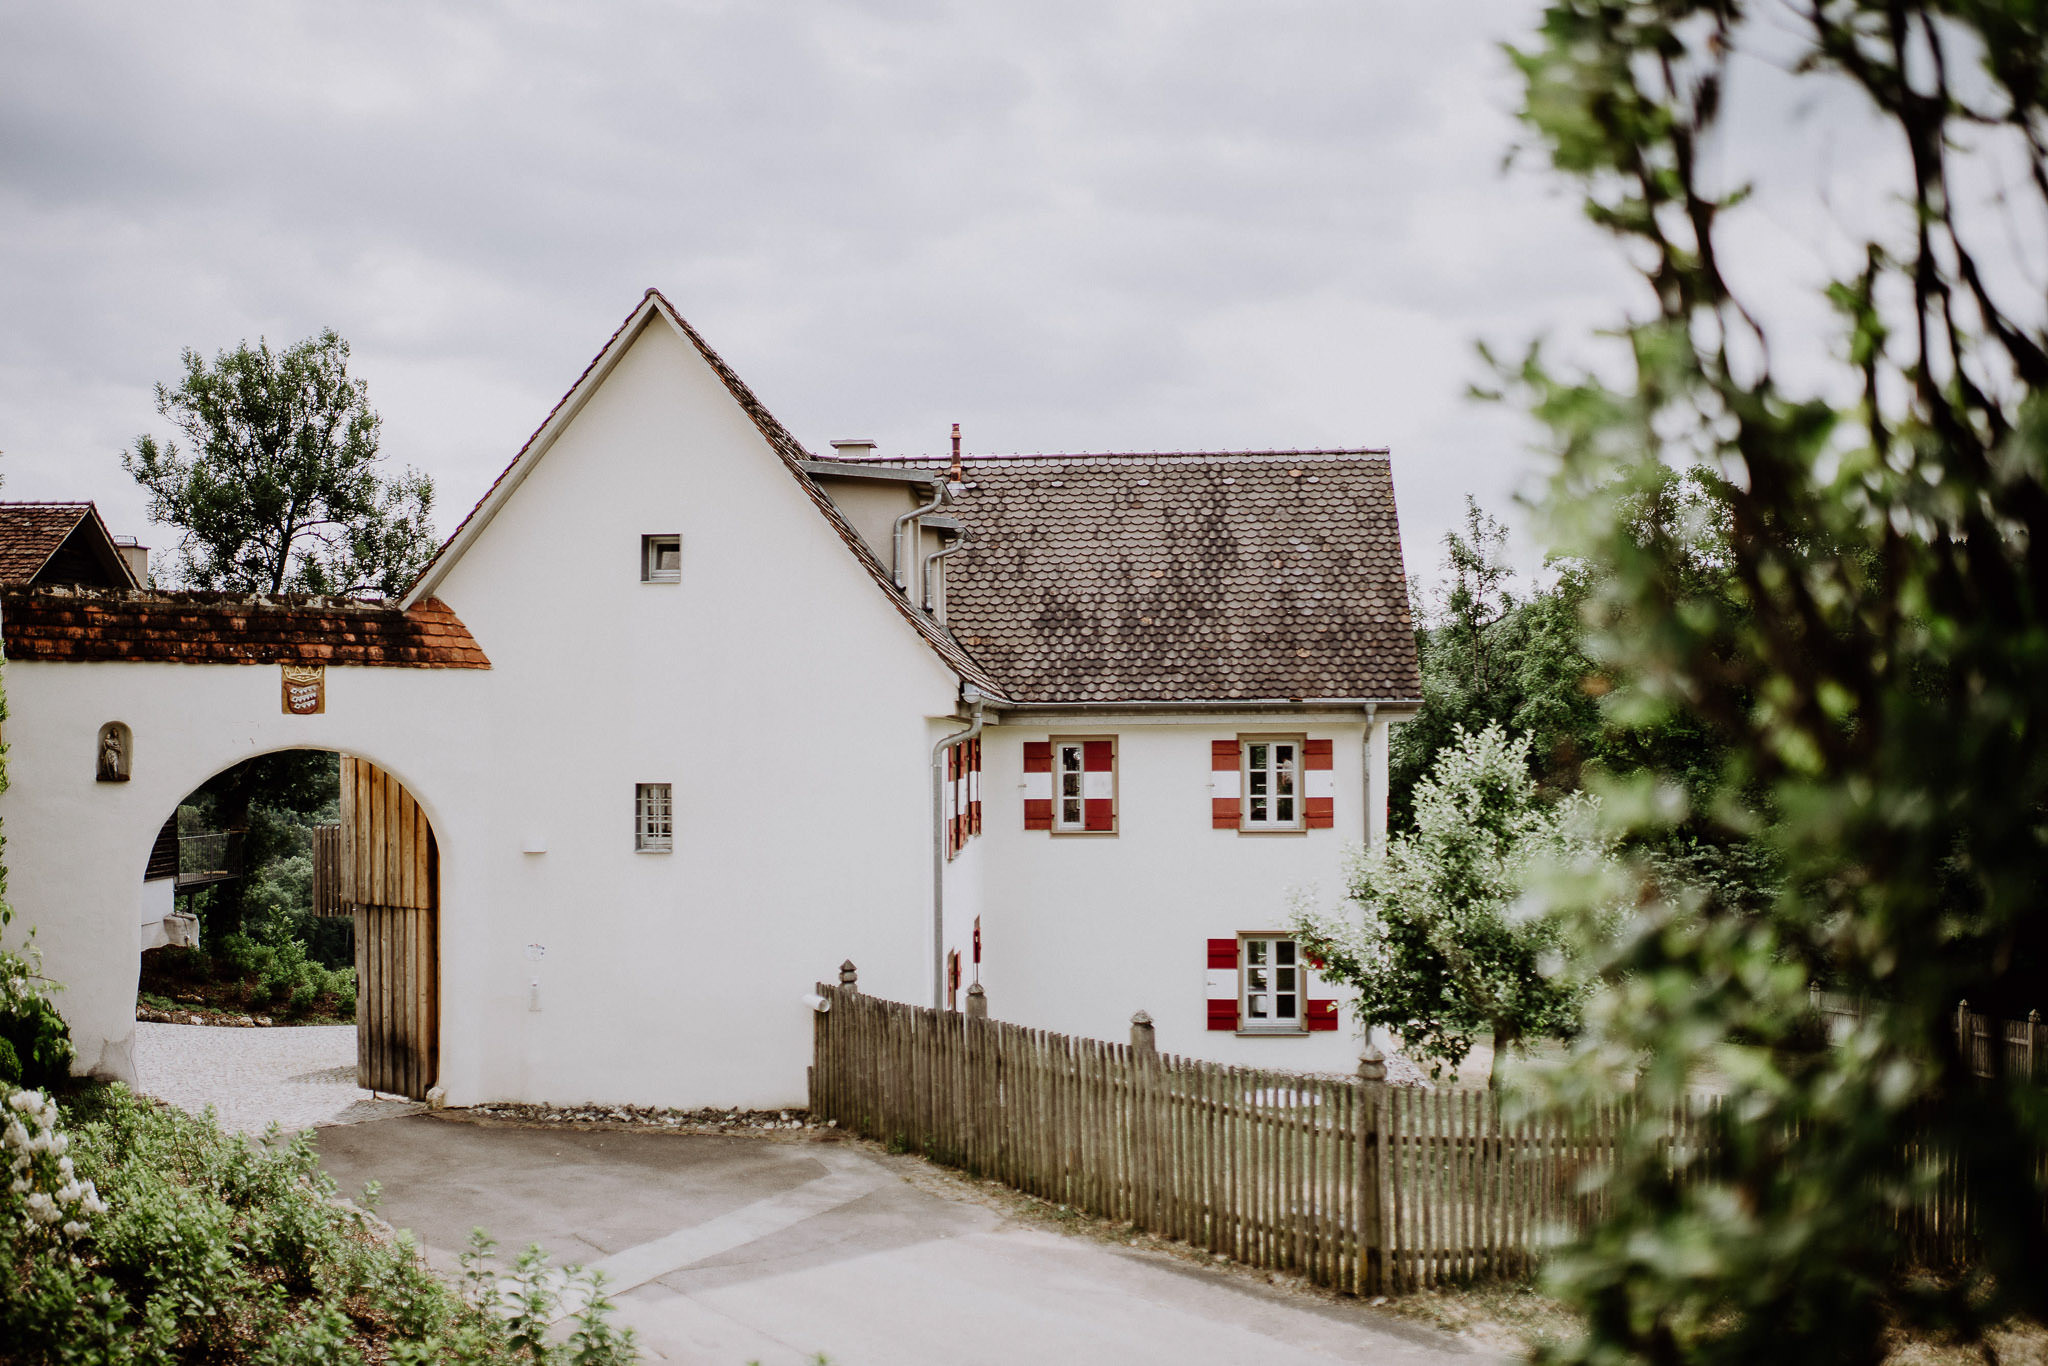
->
[840,959,859,991]
[1130,1010,1156,1059]
[966,982,988,1020]
[2030,1010,2042,1082]
[1356,1040,1387,1293]
[1957,999,1971,1075]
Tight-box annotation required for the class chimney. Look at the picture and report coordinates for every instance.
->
[112,537,149,587]
[948,423,963,485]
[828,439,878,460]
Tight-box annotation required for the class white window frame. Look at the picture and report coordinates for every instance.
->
[641,534,682,583]
[1239,934,1304,1032]
[1048,736,1116,835]
[1053,740,1088,832]
[634,783,673,852]
[1240,736,1305,831]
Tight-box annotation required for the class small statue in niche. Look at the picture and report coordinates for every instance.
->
[96,722,130,782]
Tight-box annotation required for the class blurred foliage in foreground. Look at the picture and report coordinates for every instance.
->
[1500,1,2048,1360]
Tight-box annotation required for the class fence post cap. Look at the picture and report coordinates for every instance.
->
[1130,1009,1153,1026]
[1357,1040,1387,1084]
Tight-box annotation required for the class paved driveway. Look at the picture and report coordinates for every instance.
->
[315,1116,1500,1366]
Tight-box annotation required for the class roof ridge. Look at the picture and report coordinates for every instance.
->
[0,499,96,507]
[835,449,1391,464]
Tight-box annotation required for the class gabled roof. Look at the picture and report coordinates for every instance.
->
[849,451,1421,706]
[2,587,489,668]
[0,502,137,588]
[403,290,1003,700]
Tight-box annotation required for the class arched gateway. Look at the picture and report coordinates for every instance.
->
[0,588,485,1097]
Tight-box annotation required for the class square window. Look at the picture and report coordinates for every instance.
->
[1239,935,1303,1030]
[635,783,673,851]
[642,534,681,583]
[1240,736,1304,830]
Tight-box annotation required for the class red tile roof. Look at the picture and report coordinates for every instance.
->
[1,588,489,668]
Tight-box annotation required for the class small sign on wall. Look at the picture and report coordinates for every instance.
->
[282,664,326,715]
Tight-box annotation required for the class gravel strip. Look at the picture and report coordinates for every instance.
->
[133,1021,424,1135]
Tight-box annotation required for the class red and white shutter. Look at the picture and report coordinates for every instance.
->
[955,743,972,851]
[1206,937,1239,1031]
[1302,948,1339,1030]
[1211,740,1240,829]
[968,738,982,836]
[944,745,960,858]
[1023,741,1052,829]
[1083,739,1116,831]
[1305,738,1335,829]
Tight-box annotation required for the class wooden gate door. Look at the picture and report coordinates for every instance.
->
[338,757,439,1100]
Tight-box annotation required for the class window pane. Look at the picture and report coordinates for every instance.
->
[1276,940,1296,964]
[1062,773,1081,797]
[1062,799,1081,824]
[1247,997,1268,1018]
[1277,994,1297,1018]
[1246,940,1267,965]
[1249,743,1268,768]
[1250,797,1267,821]
[1276,744,1295,767]
[1276,967,1295,990]
[1247,968,1268,991]
[1277,797,1294,821]
[1249,770,1268,795]
[1061,746,1082,771]
[1276,769,1295,795]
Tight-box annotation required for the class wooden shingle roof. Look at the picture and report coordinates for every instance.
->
[0,502,136,587]
[856,451,1421,706]
[1,588,489,668]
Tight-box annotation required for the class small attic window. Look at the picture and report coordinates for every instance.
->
[642,535,681,583]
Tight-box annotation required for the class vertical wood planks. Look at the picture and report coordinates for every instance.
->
[800,991,2026,1296]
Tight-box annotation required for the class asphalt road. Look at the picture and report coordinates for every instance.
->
[315,1115,1501,1366]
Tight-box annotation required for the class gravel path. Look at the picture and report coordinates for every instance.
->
[133,1022,424,1135]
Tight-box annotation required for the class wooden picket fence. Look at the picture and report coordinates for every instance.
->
[809,984,2021,1294]
[1813,989,2047,1081]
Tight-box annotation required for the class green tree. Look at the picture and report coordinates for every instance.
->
[124,330,438,598]
[1389,500,1603,828]
[1295,724,1608,1088]
[1501,0,2048,1358]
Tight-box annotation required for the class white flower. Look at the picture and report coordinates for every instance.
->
[61,1220,88,1239]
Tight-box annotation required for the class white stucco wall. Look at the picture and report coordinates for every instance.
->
[426,314,963,1108]
[971,716,1385,1072]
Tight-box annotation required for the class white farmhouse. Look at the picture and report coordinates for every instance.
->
[0,289,1419,1108]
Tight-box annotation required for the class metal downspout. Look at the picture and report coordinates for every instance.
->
[1362,701,1378,849]
[893,481,947,592]
[932,687,986,1008]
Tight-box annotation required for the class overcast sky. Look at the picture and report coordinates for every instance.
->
[0,1,1959,592]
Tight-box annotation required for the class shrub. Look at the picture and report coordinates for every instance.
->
[0,945,73,1090]
[0,1083,638,1364]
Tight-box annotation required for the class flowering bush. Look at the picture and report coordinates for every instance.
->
[4,1086,106,1244]
[0,941,73,1089]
